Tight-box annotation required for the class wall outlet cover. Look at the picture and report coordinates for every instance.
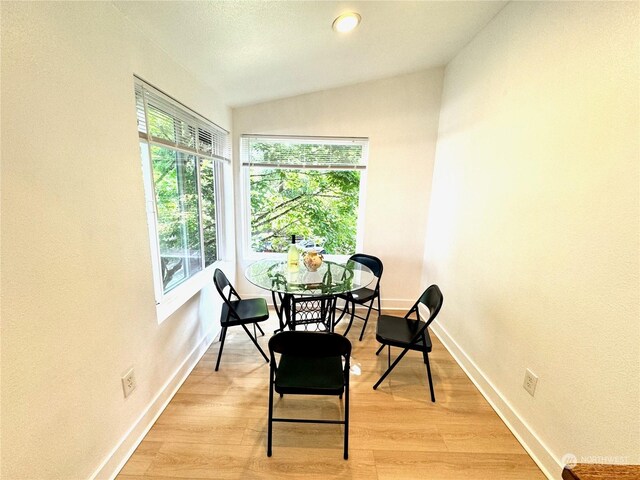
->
[523,368,538,397]
[121,368,136,398]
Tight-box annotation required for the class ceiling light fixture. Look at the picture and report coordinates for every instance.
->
[332,12,361,33]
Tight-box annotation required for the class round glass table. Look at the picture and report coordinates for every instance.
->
[245,259,374,332]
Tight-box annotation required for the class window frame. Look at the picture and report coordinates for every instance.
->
[239,134,368,261]
[135,77,229,322]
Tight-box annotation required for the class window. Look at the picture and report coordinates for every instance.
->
[135,78,229,303]
[241,135,368,255]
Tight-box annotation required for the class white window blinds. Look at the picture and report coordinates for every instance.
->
[135,78,230,162]
[241,135,368,170]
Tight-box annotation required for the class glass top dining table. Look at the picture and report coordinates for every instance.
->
[245,258,375,332]
[245,258,374,296]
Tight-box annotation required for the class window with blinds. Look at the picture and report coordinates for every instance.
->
[135,77,228,301]
[136,81,230,162]
[241,135,367,170]
[240,135,368,255]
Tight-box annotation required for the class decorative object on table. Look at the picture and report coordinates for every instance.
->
[287,235,299,272]
[373,284,443,402]
[302,248,324,272]
[212,269,269,371]
[267,331,352,459]
[334,253,383,341]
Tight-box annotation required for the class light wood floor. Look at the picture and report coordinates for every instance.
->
[117,311,545,480]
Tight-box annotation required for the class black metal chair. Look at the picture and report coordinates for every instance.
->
[290,294,337,332]
[373,285,443,402]
[267,331,351,459]
[212,268,269,371]
[335,253,383,341]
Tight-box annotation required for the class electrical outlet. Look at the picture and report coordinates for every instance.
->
[121,368,136,398]
[523,368,538,397]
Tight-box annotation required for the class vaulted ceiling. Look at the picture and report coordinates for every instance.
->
[113,1,506,107]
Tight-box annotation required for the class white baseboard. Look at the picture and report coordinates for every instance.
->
[90,327,219,480]
[379,298,414,310]
[239,291,272,302]
[429,321,563,480]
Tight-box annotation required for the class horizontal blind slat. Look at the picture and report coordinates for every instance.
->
[135,79,230,163]
[242,162,366,170]
[240,135,368,168]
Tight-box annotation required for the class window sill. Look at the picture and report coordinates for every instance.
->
[155,264,217,323]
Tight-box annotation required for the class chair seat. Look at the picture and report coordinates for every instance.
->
[338,287,375,304]
[375,315,432,352]
[222,298,269,326]
[275,354,345,395]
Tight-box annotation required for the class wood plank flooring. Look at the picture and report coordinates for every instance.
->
[117,311,545,479]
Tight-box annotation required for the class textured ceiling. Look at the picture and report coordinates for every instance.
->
[113,1,506,107]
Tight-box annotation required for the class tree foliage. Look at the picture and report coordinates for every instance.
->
[151,146,217,290]
[144,97,219,292]
[249,143,361,255]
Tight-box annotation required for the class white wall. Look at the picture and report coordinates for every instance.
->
[233,70,444,308]
[424,2,639,477]
[1,3,234,478]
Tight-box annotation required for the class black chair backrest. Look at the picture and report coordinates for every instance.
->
[269,331,352,359]
[213,268,232,297]
[399,285,443,345]
[415,284,443,328]
[213,268,240,317]
[349,253,383,279]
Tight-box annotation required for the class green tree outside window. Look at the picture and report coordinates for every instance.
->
[248,142,362,255]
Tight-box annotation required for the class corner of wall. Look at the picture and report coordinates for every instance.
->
[430,321,562,479]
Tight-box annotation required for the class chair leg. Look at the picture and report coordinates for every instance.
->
[215,327,228,372]
[425,353,436,402]
[358,301,374,341]
[375,344,385,356]
[421,333,429,364]
[256,323,265,336]
[342,301,356,337]
[272,291,283,333]
[334,297,350,327]
[329,297,338,333]
[388,345,391,368]
[373,346,412,390]
[241,324,269,363]
[344,384,349,460]
[267,379,274,457]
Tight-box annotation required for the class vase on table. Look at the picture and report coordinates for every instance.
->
[302,249,324,272]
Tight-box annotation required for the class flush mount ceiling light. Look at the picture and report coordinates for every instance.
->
[332,12,361,33]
